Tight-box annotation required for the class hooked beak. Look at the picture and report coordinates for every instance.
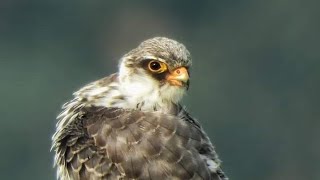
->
[166,67,190,89]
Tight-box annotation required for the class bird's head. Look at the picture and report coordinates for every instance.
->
[118,37,192,111]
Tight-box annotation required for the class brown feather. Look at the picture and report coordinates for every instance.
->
[52,104,228,179]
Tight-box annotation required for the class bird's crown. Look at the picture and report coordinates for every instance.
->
[123,37,192,69]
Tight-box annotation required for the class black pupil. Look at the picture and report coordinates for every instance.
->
[150,62,161,70]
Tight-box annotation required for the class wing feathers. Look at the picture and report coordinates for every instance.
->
[53,106,227,179]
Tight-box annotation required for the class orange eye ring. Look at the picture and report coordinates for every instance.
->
[148,60,167,73]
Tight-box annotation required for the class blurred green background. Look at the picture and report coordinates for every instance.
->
[1,0,319,179]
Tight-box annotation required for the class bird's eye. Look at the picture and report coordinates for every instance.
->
[148,60,167,73]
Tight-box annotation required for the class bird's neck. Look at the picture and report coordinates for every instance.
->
[56,74,182,131]
[116,80,178,114]
[78,75,181,115]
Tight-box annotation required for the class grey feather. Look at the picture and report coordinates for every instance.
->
[52,37,228,180]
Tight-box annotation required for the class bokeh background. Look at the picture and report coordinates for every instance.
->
[1,0,319,179]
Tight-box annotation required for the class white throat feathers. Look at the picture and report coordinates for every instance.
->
[117,60,186,112]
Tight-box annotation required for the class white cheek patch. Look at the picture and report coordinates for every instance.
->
[119,69,160,109]
[116,62,187,111]
[123,75,155,96]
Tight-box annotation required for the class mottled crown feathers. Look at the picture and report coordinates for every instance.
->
[122,37,192,69]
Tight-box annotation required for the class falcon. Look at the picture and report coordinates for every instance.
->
[52,37,228,180]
